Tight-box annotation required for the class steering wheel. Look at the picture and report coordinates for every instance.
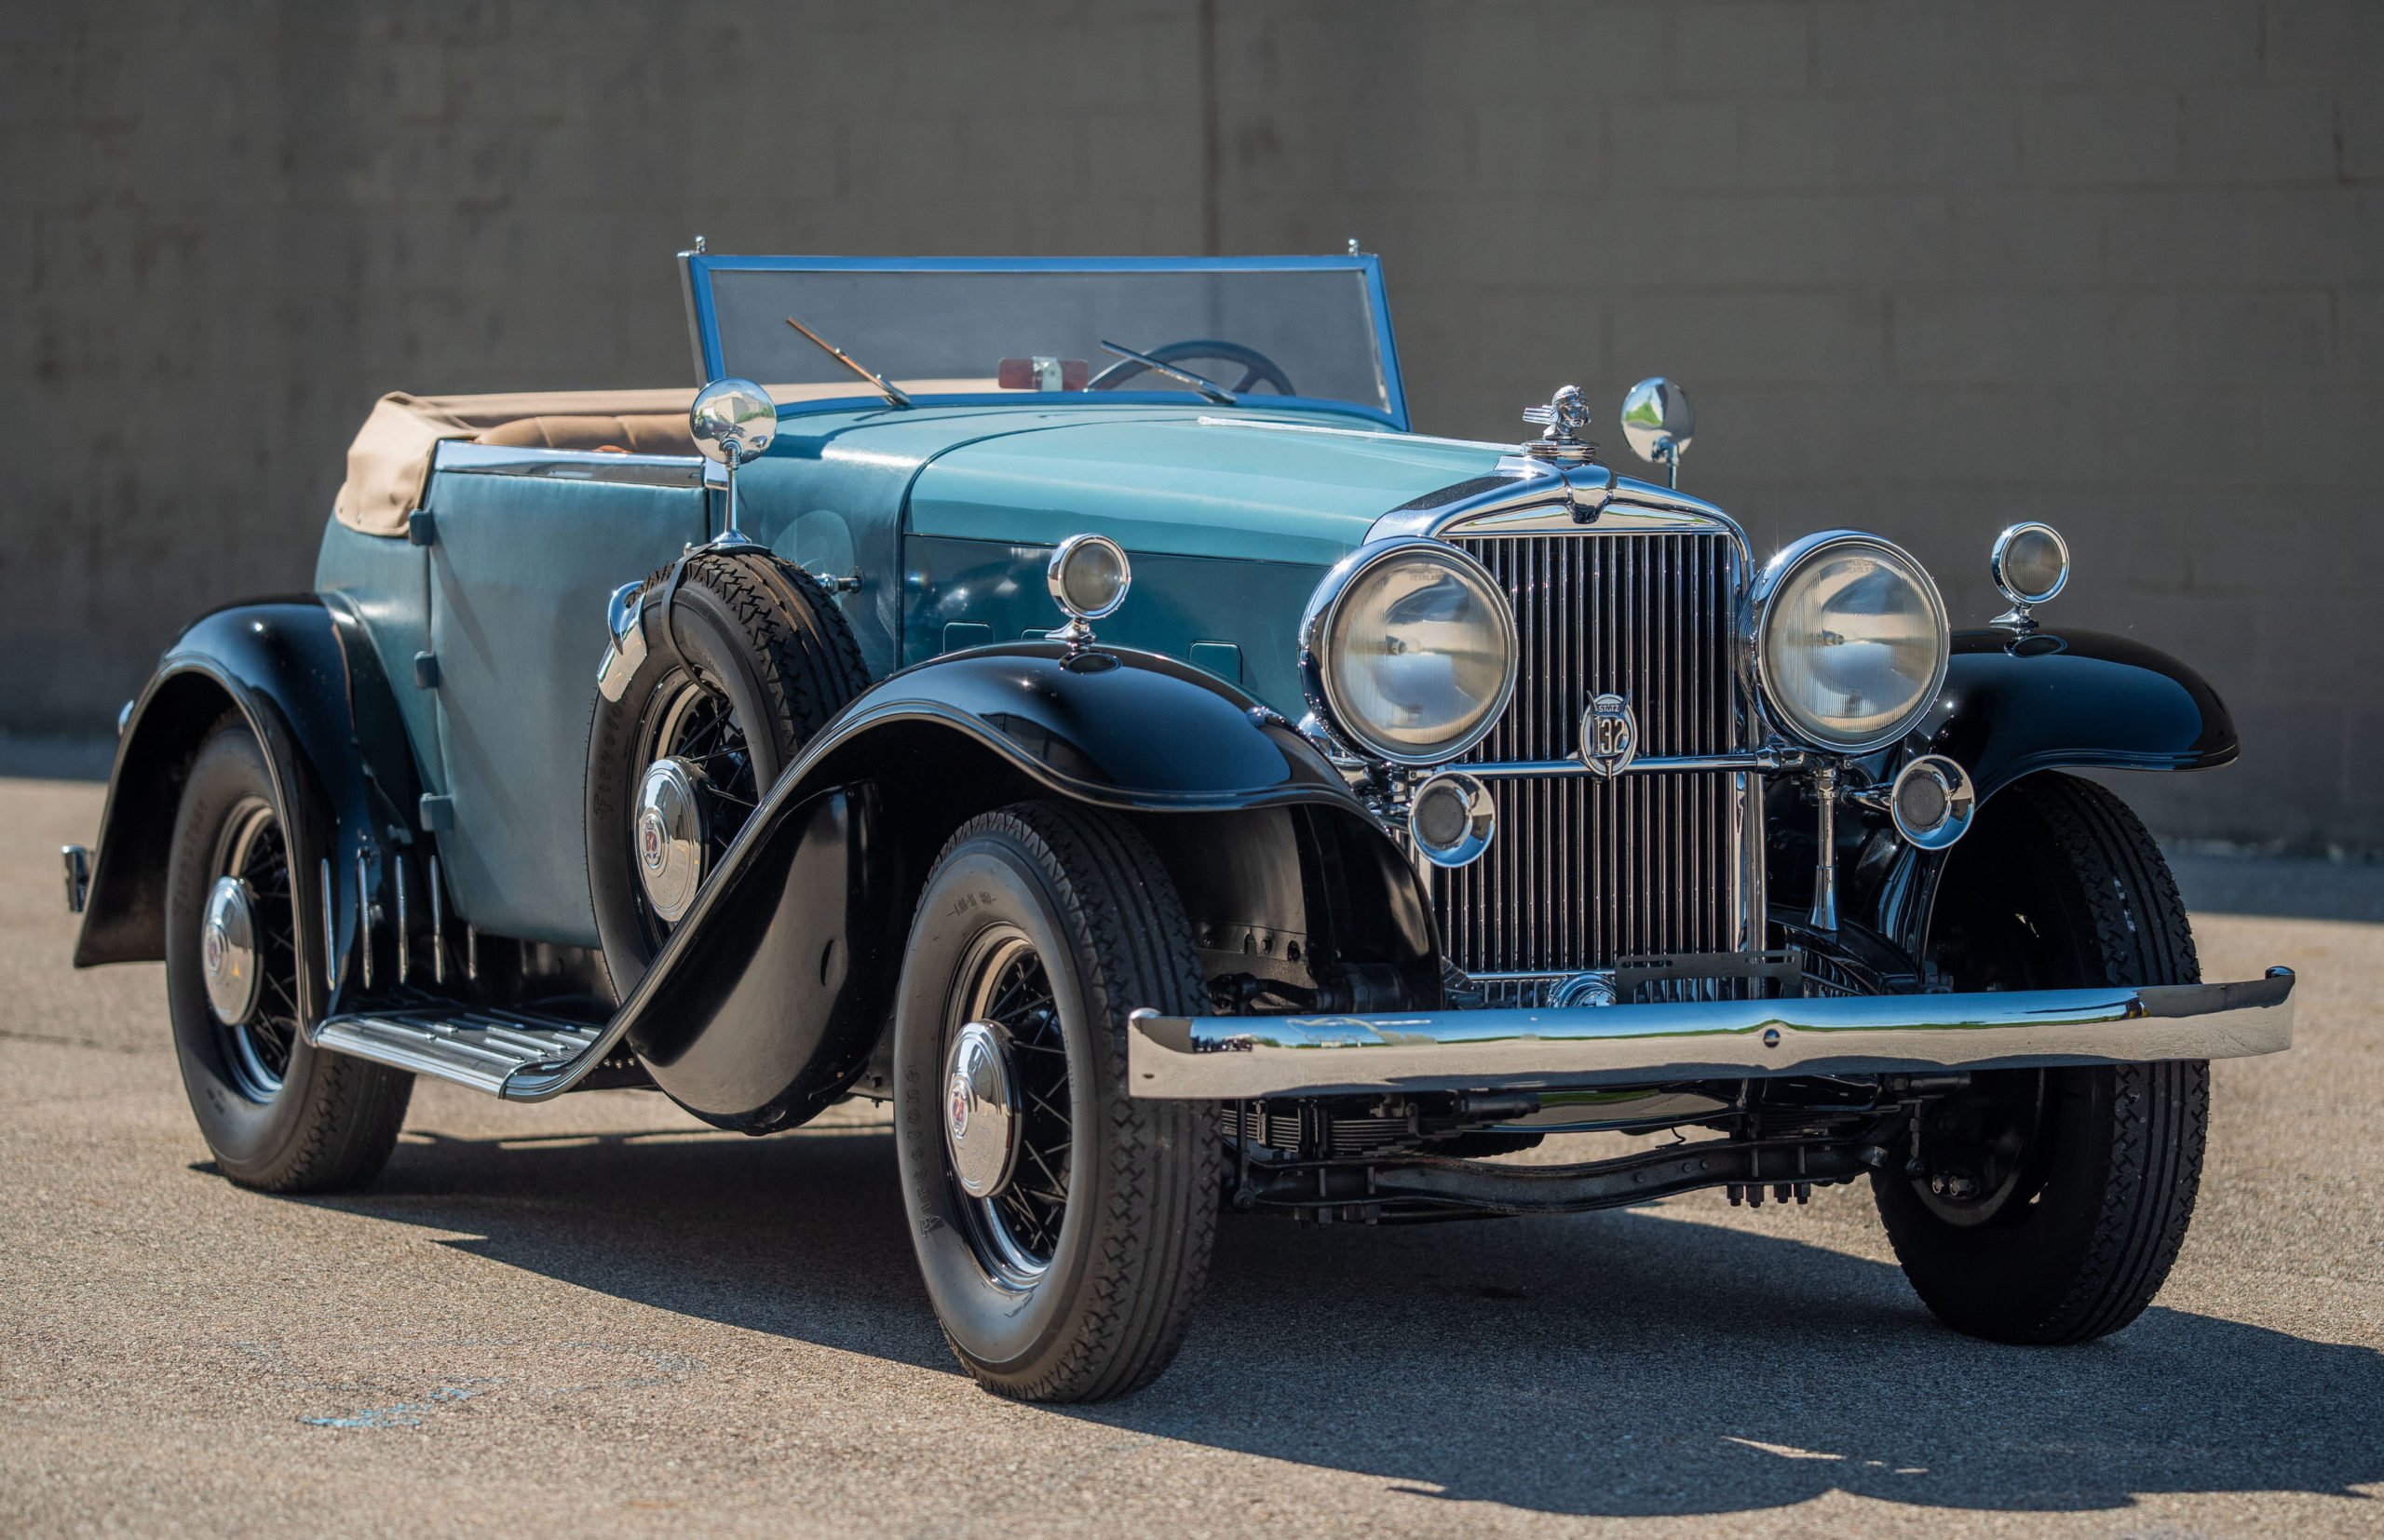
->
[1088,339,1297,397]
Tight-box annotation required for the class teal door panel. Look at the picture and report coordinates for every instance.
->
[427,471,708,945]
[315,514,443,800]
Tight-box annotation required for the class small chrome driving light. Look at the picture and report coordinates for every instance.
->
[1889,754,1975,850]
[1048,534,1131,624]
[1990,521,2069,630]
[1407,771,1496,869]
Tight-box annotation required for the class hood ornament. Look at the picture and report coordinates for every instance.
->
[1521,385,1599,465]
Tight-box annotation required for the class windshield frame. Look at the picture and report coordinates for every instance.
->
[676,252,1412,431]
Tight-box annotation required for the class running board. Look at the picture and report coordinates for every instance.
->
[313,1007,608,1098]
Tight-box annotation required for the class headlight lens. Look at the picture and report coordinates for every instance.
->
[1753,533,1949,753]
[1303,540,1517,765]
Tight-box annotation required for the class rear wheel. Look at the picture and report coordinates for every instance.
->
[1875,772,2209,1344]
[892,803,1221,1401]
[166,720,411,1192]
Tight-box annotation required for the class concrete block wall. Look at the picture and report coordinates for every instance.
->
[5,0,2378,848]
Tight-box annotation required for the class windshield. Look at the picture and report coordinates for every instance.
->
[683,256,1406,426]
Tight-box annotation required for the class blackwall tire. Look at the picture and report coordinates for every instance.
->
[1874,772,2210,1345]
[892,802,1221,1402]
[587,551,867,996]
[166,719,412,1193]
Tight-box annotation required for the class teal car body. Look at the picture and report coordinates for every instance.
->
[77,250,2259,1133]
[61,253,2296,1402]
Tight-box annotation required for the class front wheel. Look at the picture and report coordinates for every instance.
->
[892,803,1220,1401]
[1875,773,2209,1344]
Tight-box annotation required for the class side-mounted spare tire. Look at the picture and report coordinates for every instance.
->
[587,549,869,997]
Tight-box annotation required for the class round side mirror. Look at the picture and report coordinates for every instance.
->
[690,378,778,466]
[1619,377,1695,471]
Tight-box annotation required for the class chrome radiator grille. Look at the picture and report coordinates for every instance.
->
[1439,529,1749,992]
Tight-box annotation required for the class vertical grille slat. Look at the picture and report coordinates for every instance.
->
[1441,529,1745,992]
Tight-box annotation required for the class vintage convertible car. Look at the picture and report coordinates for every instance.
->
[65,252,2295,1402]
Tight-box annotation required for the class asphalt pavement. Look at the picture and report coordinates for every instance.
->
[5,772,2380,1537]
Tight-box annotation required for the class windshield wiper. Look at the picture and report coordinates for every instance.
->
[784,315,912,408]
[1097,340,1238,405]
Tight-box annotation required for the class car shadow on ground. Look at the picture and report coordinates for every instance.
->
[295,1119,2384,1519]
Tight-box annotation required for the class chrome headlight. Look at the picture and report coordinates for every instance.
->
[1300,538,1518,766]
[1748,532,1949,754]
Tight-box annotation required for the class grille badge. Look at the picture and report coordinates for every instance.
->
[1579,693,1639,779]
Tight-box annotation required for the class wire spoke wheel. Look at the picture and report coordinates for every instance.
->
[947,926,1073,1286]
[208,796,299,1102]
[629,668,758,945]
[893,803,1219,1401]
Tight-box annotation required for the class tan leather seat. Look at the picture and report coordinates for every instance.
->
[475,413,696,455]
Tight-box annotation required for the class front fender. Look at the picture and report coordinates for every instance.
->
[801,641,1356,809]
[1927,627,2236,804]
[74,599,419,1020]
[610,642,1426,1128]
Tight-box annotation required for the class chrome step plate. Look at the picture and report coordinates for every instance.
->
[313,1007,606,1097]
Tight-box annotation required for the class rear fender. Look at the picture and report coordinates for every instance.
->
[74,599,421,1020]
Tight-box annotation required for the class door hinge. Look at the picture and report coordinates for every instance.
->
[413,652,440,689]
[407,509,437,547]
[418,794,454,832]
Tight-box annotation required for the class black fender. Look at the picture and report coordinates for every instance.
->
[1929,627,2236,803]
[612,642,1435,1130]
[1818,626,2237,967]
[74,597,422,1021]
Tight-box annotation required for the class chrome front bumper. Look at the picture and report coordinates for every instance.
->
[1127,968,2296,1100]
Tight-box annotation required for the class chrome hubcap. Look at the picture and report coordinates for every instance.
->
[944,1020,1021,1199]
[633,756,708,923]
[206,797,295,1101]
[942,928,1071,1285]
[200,875,261,1026]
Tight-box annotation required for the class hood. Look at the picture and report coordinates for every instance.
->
[901,411,1510,566]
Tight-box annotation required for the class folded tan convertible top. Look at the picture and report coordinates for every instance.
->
[333,380,1001,537]
[333,389,700,537]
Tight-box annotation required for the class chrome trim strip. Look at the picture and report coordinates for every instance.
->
[431,440,707,488]
[319,857,336,997]
[1465,750,1804,780]
[1126,968,2296,1099]
[1194,415,1514,453]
